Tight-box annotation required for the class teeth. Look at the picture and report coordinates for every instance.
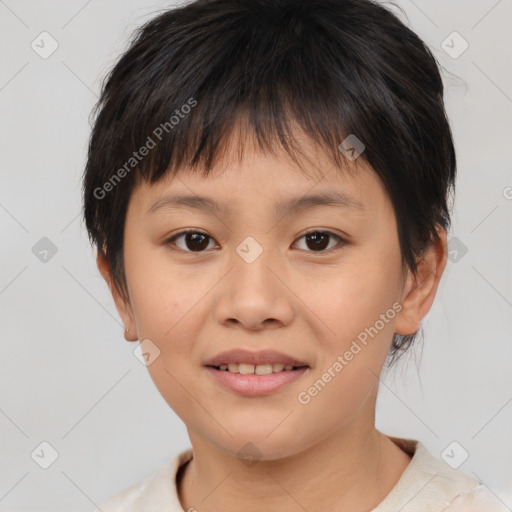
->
[239,363,256,374]
[255,364,273,375]
[217,363,299,374]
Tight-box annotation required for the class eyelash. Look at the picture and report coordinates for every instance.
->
[164,229,346,255]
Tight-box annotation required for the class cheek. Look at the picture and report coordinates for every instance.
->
[125,238,194,330]
[304,252,401,348]
[123,244,206,413]
[293,256,401,431]
[123,241,198,351]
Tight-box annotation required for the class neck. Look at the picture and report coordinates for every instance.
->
[178,416,411,512]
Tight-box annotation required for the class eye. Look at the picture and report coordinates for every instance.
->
[165,230,218,252]
[293,230,345,253]
[165,229,346,254]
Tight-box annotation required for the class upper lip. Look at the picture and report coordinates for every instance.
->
[204,349,310,367]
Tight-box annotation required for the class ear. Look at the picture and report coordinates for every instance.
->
[96,250,138,342]
[394,226,448,336]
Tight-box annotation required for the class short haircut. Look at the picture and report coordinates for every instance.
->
[82,0,456,366]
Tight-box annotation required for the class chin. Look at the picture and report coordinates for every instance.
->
[212,429,311,463]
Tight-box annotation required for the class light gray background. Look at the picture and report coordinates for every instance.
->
[1,1,511,510]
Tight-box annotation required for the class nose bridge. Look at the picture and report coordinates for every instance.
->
[231,234,280,299]
[213,235,294,329]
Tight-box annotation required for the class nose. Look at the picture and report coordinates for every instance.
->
[212,247,295,331]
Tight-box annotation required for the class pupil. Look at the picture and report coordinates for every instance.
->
[186,233,209,251]
[183,232,330,252]
[306,232,328,251]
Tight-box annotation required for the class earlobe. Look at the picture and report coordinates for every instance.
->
[96,250,138,342]
[394,227,448,336]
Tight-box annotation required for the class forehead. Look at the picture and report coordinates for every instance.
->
[130,123,389,218]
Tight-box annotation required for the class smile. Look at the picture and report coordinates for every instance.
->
[210,363,308,374]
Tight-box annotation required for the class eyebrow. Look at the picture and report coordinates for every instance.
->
[147,190,365,216]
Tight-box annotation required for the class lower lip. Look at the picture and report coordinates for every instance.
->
[205,366,309,396]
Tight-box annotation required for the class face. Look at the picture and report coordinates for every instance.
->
[101,131,445,461]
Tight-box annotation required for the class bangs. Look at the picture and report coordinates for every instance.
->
[94,9,375,187]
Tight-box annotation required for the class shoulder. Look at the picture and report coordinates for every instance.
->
[93,448,193,512]
[442,485,511,512]
[374,437,508,512]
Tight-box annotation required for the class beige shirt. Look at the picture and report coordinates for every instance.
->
[96,437,509,511]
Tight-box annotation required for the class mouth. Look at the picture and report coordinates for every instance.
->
[204,364,310,396]
[206,363,310,375]
[203,349,311,395]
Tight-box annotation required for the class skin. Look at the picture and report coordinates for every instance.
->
[98,128,447,511]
